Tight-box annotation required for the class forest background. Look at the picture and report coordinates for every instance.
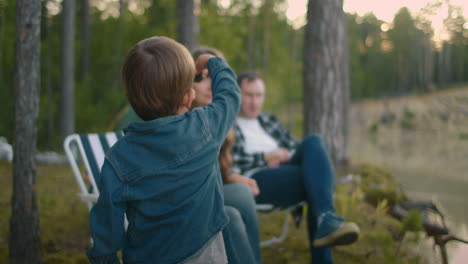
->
[0,0,467,149]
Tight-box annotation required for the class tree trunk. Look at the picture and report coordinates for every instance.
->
[247,8,255,70]
[176,0,197,51]
[81,0,90,79]
[0,2,5,88]
[112,0,126,90]
[303,0,350,165]
[287,29,300,131]
[10,0,42,263]
[60,0,75,139]
[422,38,434,89]
[437,42,451,88]
[44,0,55,149]
[262,0,270,73]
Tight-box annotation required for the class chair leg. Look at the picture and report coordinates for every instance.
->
[260,212,291,248]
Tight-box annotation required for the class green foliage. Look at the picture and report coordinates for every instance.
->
[1,0,467,149]
[356,164,407,207]
[0,0,16,143]
[400,109,417,130]
[400,209,424,235]
[459,132,468,140]
[369,123,379,134]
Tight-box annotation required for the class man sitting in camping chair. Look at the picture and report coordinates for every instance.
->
[230,71,360,264]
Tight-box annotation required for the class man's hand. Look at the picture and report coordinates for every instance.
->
[264,148,289,168]
[226,173,260,196]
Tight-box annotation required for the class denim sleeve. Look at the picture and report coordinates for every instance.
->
[201,57,241,145]
[87,160,126,264]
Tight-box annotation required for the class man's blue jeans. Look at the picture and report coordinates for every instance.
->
[251,135,336,264]
[223,183,262,264]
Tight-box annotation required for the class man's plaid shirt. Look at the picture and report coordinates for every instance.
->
[232,113,298,175]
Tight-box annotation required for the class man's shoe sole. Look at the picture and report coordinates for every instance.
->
[313,222,360,248]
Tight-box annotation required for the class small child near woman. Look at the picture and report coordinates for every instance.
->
[87,36,240,264]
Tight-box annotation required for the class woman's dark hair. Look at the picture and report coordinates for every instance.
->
[219,129,235,180]
[191,46,224,61]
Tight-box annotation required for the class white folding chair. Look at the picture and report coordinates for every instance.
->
[63,131,124,210]
[64,131,304,247]
[257,202,305,247]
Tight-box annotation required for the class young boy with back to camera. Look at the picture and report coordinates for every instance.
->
[87,36,240,264]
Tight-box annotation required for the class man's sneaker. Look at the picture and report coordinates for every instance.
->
[313,212,360,248]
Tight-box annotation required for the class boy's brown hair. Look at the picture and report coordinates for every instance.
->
[122,36,195,121]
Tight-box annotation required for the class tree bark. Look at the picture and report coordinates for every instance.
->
[247,8,255,70]
[176,0,197,51]
[81,0,90,79]
[0,1,5,88]
[10,0,42,263]
[60,0,75,139]
[262,0,271,73]
[44,0,55,149]
[303,0,350,164]
[112,0,127,90]
[437,42,451,87]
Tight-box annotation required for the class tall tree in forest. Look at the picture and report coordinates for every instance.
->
[176,0,197,50]
[0,0,5,88]
[112,0,127,90]
[437,42,452,87]
[444,5,466,82]
[10,0,42,263]
[261,0,271,72]
[60,0,75,138]
[303,0,350,164]
[247,3,255,70]
[388,8,419,93]
[415,4,437,90]
[43,0,55,149]
[81,0,90,79]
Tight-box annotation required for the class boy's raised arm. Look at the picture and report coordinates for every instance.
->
[198,57,241,143]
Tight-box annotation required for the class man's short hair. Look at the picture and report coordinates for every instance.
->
[236,71,262,87]
[122,36,195,121]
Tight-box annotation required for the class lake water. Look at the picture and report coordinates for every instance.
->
[348,90,468,264]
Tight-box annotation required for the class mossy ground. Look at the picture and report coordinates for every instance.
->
[0,162,422,263]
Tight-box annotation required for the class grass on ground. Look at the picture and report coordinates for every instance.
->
[0,162,422,263]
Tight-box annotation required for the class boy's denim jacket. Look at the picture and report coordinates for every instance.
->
[87,58,240,264]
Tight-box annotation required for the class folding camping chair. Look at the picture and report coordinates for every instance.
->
[64,131,303,247]
[256,202,304,247]
[63,131,125,210]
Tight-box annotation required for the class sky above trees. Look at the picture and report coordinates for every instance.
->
[284,0,467,40]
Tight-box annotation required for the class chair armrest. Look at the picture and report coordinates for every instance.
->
[256,204,275,212]
[79,193,99,203]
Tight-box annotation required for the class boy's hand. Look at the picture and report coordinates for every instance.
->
[195,54,215,75]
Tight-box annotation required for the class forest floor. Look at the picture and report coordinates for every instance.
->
[0,161,422,264]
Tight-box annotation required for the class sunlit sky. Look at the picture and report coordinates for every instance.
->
[286,0,467,39]
[214,0,467,41]
[286,0,468,22]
